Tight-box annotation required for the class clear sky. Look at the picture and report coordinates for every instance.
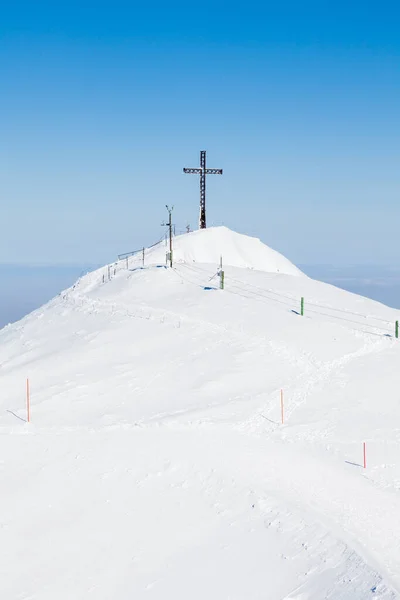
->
[1,1,400,266]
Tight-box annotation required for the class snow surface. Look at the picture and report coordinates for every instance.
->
[142,226,303,276]
[1,227,400,599]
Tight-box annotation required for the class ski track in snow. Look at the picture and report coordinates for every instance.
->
[1,228,400,598]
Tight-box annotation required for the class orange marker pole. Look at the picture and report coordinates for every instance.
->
[280,389,284,425]
[363,442,366,469]
[26,378,30,423]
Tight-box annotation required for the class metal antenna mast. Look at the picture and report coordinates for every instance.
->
[161,205,174,267]
[183,150,223,229]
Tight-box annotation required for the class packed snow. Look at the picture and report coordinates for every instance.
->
[141,226,303,276]
[1,227,400,599]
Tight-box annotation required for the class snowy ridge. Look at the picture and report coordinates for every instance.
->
[124,226,303,276]
[1,228,400,599]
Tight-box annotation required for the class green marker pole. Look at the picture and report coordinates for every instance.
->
[396,320,399,339]
[301,297,304,316]
[220,270,225,290]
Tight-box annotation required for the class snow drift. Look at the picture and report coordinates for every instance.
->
[0,227,400,599]
[140,226,303,276]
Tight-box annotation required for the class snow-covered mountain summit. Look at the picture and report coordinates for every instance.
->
[143,226,303,276]
[1,227,400,599]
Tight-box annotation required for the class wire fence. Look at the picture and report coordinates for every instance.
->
[176,262,397,337]
[110,234,399,338]
[117,235,166,261]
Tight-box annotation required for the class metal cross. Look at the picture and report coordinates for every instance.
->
[183,150,223,229]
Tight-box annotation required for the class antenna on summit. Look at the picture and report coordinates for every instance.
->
[161,205,174,268]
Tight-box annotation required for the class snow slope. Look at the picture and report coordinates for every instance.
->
[136,226,303,276]
[1,228,400,599]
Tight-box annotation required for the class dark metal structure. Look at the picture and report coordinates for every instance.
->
[162,205,174,267]
[183,150,223,229]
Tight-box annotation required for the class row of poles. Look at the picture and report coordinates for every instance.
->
[299,297,399,337]
[115,239,399,339]
[105,247,146,283]
[19,379,368,469]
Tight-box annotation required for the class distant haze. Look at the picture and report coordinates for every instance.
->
[301,265,400,310]
[0,265,97,329]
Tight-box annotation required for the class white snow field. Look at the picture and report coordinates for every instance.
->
[1,226,400,599]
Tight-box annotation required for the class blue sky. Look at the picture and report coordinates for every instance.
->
[1,1,400,266]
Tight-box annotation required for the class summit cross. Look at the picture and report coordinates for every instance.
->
[183,150,223,229]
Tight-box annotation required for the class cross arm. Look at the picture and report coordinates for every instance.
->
[183,168,223,174]
[183,168,202,174]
